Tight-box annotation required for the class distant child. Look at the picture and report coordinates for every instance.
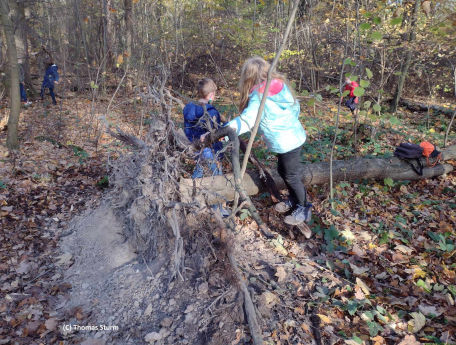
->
[19,64,31,106]
[206,57,311,225]
[183,78,223,179]
[41,62,59,105]
[342,77,359,116]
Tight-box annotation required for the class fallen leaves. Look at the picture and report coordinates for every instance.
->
[408,312,426,333]
[398,334,421,345]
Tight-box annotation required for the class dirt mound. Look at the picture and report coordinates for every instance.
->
[55,102,248,344]
[57,205,244,345]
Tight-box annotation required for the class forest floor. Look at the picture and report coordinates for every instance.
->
[1,88,456,345]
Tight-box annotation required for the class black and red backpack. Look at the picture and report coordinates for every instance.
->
[394,142,442,175]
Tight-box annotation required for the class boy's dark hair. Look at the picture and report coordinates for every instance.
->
[197,78,217,99]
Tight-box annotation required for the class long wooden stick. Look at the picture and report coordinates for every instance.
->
[444,111,456,148]
[239,0,301,179]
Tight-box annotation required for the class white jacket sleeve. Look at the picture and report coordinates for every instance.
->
[227,93,261,136]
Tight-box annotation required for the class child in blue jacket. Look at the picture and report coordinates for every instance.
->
[183,78,223,179]
[41,62,59,105]
[205,57,312,225]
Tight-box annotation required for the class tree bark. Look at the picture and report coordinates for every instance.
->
[180,145,456,204]
[102,0,114,69]
[391,0,421,113]
[399,98,455,117]
[124,0,132,90]
[0,0,21,150]
[10,0,35,95]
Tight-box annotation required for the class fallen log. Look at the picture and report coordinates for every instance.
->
[399,99,455,117]
[180,145,456,203]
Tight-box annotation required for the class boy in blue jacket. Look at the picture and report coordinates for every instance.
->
[41,62,59,105]
[183,78,223,179]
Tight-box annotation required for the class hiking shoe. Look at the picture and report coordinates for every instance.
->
[211,204,230,218]
[274,199,293,213]
[219,205,230,218]
[284,203,312,225]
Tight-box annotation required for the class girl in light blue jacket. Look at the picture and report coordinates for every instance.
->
[226,57,311,225]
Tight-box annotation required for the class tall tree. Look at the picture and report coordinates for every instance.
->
[0,0,21,150]
[391,0,421,113]
[102,0,114,69]
[124,0,132,90]
[124,0,132,62]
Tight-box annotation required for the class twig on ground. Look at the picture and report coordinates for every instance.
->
[211,210,263,345]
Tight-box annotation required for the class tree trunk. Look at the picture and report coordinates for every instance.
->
[399,98,455,117]
[391,0,421,113]
[124,0,132,90]
[102,0,114,69]
[10,1,35,95]
[180,145,456,204]
[124,0,132,62]
[0,0,21,150]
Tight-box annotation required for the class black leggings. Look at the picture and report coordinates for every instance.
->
[277,146,307,207]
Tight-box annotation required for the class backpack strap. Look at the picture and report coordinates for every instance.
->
[427,152,442,168]
[403,158,423,176]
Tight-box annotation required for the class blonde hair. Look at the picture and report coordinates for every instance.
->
[238,56,294,112]
[197,78,217,99]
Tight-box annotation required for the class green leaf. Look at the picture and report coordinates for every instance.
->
[389,116,401,126]
[373,16,382,25]
[391,17,403,25]
[353,86,365,97]
[239,209,251,221]
[373,103,381,112]
[367,321,384,337]
[371,31,383,41]
[351,335,364,344]
[347,300,359,316]
[363,101,372,109]
[344,58,353,65]
[360,22,371,30]
[416,279,432,293]
[427,231,441,242]
[376,305,386,315]
[360,79,370,88]
[329,87,339,94]
[384,177,394,187]
[90,81,99,89]
[448,285,456,297]
[307,98,316,107]
[363,311,374,322]
[342,90,350,97]
[366,68,373,79]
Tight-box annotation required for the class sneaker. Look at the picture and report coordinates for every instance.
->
[284,203,312,225]
[211,204,230,218]
[274,199,293,213]
[220,206,230,218]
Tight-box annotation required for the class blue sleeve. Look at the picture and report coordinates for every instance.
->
[226,92,261,136]
[183,104,194,122]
